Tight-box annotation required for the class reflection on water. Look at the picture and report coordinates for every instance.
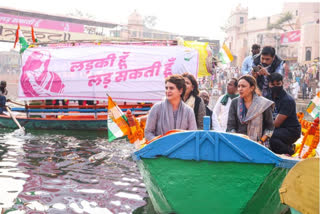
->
[0,129,153,213]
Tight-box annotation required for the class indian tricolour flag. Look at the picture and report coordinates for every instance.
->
[219,43,234,64]
[306,91,320,119]
[13,24,29,53]
[107,96,130,142]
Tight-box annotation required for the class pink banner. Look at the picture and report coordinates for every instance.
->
[18,45,199,102]
[0,13,84,33]
[280,30,301,44]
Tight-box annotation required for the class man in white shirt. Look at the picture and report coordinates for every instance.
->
[241,44,260,75]
[213,78,238,131]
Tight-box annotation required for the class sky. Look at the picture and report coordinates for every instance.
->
[0,0,315,50]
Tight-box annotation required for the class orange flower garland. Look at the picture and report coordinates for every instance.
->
[126,111,146,144]
[302,129,319,159]
[298,117,319,159]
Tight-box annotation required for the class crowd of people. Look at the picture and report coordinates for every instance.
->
[145,45,308,156]
[284,63,319,100]
[1,44,318,156]
[199,45,320,101]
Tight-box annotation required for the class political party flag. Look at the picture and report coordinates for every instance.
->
[219,43,234,64]
[306,92,320,119]
[107,96,130,142]
[31,26,38,43]
[13,24,29,53]
[184,41,211,77]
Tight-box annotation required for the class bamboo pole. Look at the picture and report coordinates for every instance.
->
[5,106,25,132]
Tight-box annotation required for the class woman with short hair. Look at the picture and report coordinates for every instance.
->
[227,75,274,144]
[144,74,197,141]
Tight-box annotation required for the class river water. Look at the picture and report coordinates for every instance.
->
[0,128,154,214]
[1,74,315,213]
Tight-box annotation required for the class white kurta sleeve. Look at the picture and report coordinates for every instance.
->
[211,111,222,131]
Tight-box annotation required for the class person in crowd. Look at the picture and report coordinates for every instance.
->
[144,74,197,141]
[199,90,221,130]
[199,90,212,118]
[291,79,300,100]
[0,81,8,96]
[182,73,206,129]
[227,75,274,143]
[214,78,239,131]
[268,73,301,155]
[221,80,226,95]
[251,46,284,99]
[0,81,7,114]
[0,94,6,114]
[302,76,308,100]
[241,44,261,75]
[308,88,313,99]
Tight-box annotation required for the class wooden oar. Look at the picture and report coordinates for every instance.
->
[5,106,25,132]
[7,99,25,106]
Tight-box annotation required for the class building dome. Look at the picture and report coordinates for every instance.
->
[128,10,143,26]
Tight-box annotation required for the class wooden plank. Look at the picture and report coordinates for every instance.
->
[279,157,319,214]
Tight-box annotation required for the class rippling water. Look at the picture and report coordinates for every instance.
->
[0,129,154,214]
[2,76,315,213]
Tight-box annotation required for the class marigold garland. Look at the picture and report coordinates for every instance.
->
[298,117,319,159]
[302,129,319,159]
[127,116,145,144]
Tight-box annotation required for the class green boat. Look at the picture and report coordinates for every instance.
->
[0,105,150,130]
[133,117,299,214]
[0,113,108,130]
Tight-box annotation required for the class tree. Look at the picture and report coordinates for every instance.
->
[66,9,97,34]
[220,18,232,33]
[143,16,157,28]
[66,9,95,20]
[267,12,294,32]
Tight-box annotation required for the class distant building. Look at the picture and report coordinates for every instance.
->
[0,7,118,43]
[110,10,217,47]
[0,8,220,73]
[0,50,20,74]
[224,3,319,66]
[0,8,219,51]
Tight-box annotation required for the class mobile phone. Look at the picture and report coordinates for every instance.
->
[252,66,260,72]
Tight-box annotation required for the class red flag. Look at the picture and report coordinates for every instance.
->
[13,24,20,48]
[31,26,36,43]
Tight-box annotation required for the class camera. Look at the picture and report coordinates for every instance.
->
[252,66,260,72]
